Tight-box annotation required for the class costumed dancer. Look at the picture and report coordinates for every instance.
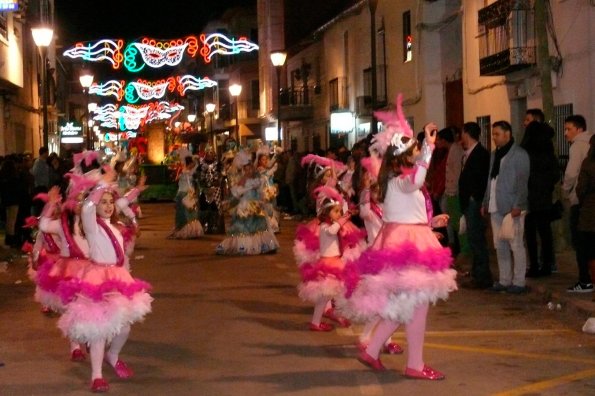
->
[198,147,225,234]
[298,187,353,331]
[255,144,280,234]
[294,155,366,326]
[56,171,152,392]
[356,155,404,355]
[36,184,91,361]
[216,150,279,255]
[342,95,457,378]
[168,156,204,239]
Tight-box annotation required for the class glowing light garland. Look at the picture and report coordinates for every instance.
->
[89,80,125,100]
[63,34,258,71]
[91,101,184,130]
[63,39,124,69]
[199,33,259,63]
[177,75,218,95]
[126,78,176,103]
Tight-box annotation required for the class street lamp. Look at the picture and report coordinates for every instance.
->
[79,69,94,150]
[206,103,216,148]
[229,83,242,144]
[187,114,197,123]
[31,25,54,148]
[270,51,286,145]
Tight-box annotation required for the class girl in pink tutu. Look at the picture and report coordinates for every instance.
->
[298,187,352,331]
[356,157,404,355]
[344,95,457,379]
[56,171,152,393]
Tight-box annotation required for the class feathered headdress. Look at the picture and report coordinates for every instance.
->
[232,149,252,169]
[370,94,415,156]
[360,155,382,182]
[300,154,347,179]
[73,150,100,168]
[313,185,343,216]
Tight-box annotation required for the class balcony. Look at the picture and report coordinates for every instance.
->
[478,0,536,76]
[279,87,313,121]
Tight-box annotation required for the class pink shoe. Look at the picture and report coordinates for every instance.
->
[109,359,134,379]
[383,342,404,355]
[90,378,109,392]
[309,322,334,332]
[70,348,85,362]
[357,350,386,371]
[323,309,351,327]
[404,365,445,380]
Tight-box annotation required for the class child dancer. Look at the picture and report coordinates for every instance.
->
[298,187,351,331]
[356,156,404,355]
[169,156,204,239]
[343,95,457,378]
[57,173,152,392]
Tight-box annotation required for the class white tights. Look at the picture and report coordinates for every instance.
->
[90,325,131,380]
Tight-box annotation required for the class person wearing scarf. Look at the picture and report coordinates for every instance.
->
[482,121,530,294]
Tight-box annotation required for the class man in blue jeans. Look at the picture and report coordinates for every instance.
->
[459,122,493,289]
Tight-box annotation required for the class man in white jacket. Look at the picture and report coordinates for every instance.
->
[563,115,595,292]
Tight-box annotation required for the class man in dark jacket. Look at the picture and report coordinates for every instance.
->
[459,122,492,289]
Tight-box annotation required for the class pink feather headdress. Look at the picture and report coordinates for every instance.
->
[312,185,343,215]
[300,154,346,178]
[73,150,100,168]
[370,94,415,156]
[360,155,382,182]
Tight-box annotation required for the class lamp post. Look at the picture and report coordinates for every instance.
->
[31,25,54,148]
[229,83,242,144]
[79,70,94,150]
[270,51,287,145]
[206,103,216,148]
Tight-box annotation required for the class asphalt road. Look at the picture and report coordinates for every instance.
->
[1,203,594,395]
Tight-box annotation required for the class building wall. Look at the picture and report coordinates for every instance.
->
[462,0,595,142]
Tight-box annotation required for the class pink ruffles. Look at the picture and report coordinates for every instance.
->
[298,257,346,303]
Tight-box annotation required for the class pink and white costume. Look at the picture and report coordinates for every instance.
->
[57,185,152,345]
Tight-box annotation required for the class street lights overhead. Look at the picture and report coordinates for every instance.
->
[229,83,242,144]
[187,114,197,123]
[270,51,286,145]
[31,25,54,149]
[79,70,94,150]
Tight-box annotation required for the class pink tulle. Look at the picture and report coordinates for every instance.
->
[299,257,345,282]
[58,276,152,304]
[295,221,320,251]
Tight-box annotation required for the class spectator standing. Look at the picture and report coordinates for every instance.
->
[523,108,545,128]
[521,121,559,277]
[576,135,595,300]
[30,147,50,192]
[459,122,492,289]
[483,121,530,294]
[563,115,595,292]
[47,153,63,188]
[0,157,22,247]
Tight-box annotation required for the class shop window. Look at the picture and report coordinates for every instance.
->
[403,11,412,63]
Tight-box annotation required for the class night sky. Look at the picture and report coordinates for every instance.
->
[54,0,257,44]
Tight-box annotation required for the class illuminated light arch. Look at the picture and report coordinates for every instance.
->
[177,75,218,95]
[89,80,125,100]
[62,39,124,69]
[125,77,176,103]
[199,33,259,63]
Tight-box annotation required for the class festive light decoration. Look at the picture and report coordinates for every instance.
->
[63,33,258,70]
[199,33,259,63]
[91,101,184,130]
[63,39,124,69]
[177,75,218,95]
[89,80,125,100]
[126,77,176,103]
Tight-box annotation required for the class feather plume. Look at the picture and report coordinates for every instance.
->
[33,193,49,203]
[360,155,381,181]
[300,154,346,172]
[370,94,414,155]
[312,185,344,206]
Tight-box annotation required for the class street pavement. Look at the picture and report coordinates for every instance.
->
[1,202,595,396]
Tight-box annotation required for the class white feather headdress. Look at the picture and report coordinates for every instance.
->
[370,94,415,156]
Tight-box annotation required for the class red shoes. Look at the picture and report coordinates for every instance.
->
[404,365,445,380]
[110,359,134,379]
[309,322,334,332]
[357,350,386,371]
[323,308,351,328]
[71,348,85,362]
[357,342,404,355]
[91,378,109,393]
[383,342,404,355]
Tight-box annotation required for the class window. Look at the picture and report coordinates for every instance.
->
[403,11,412,63]
[329,78,339,110]
[476,115,491,151]
[554,103,573,170]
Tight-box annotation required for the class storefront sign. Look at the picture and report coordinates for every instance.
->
[60,121,84,143]
[0,1,18,11]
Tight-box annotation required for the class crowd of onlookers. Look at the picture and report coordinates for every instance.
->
[0,147,73,249]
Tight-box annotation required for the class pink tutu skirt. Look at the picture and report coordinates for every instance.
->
[298,256,346,303]
[338,223,457,324]
[32,252,64,311]
[293,218,367,265]
[56,260,152,344]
